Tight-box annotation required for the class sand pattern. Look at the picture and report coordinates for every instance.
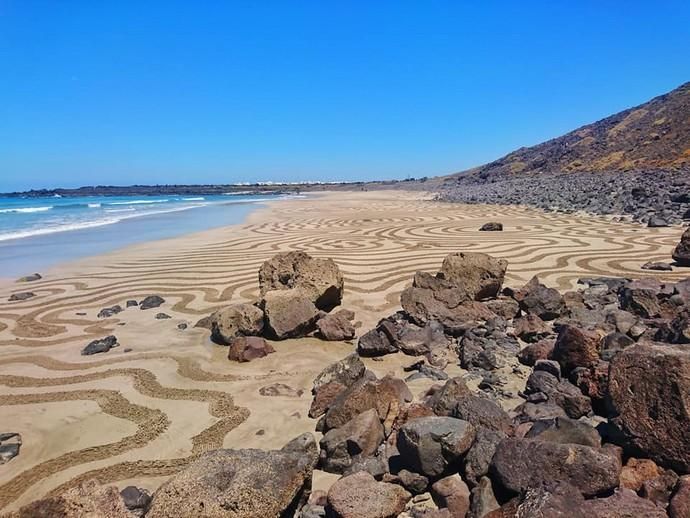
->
[0,191,686,512]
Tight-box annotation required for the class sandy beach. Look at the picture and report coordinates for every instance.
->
[0,190,687,513]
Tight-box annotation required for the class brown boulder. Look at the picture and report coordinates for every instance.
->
[438,252,508,300]
[426,377,472,416]
[619,457,662,492]
[263,290,320,339]
[316,309,356,341]
[147,434,318,517]
[517,338,554,366]
[258,251,344,311]
[490,438,621,497]
[326,471,411,518]
[228,336,275,362]
[551,325,601,374]
[619,286,662,318]
[608,343,690,472]
[209,303,264,345]
[258,383,303,397]
[672,227,690,266]
[513,314,551,343]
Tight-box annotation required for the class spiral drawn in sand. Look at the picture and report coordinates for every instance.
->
[0,191,686,512]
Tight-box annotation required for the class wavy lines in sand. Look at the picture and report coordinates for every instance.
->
[0,191,687,510]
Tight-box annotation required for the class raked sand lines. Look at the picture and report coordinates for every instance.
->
[0,190,687,512]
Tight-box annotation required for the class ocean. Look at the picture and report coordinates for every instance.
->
[0,193,281,278]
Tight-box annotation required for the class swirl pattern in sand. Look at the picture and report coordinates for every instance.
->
[0,191,686,511]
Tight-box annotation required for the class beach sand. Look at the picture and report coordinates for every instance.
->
[0,190,687,512]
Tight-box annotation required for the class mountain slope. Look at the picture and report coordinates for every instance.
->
[456,81,690,180]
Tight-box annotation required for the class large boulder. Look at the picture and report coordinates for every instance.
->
[524,370,592,419]
[147,434,318,517]
[490,438,621,497]
[258,251,344,311]
[209,303,264,345]
[438,252,508,300]
[397,416,476,477]
[513,276,565,321]
[319,409,384,473]
[401,272,497,335]
[430,474,470,517]
[326,471,411,518]
[608,343,690,472]
[263,290,320,340]
[357,312,450,357]
[672,227,690,266]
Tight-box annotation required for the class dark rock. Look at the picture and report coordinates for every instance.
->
[485,297,520,319]
[258,251,344,311]
[608,343,690,471]
[516,483,586,518]
[640,468,679,507]
[319,409,384,473]
[310,354,366,418]
[8,292,35,302]
[452,395,512,434]
[155,312,171,320]
[517,338,554,366]
[316,309,356,341]
[120,486,151,512]
[673,227,690,266]
[81,335,118,355]
[512,314,551,342]
[524,370,592,419]
[648,216,669,227]
[552,324,601,375]
[670,475,690,518]
[513,276,565,321]
[464,427,505,485]
[17,273,41,282]
[534,359,561,380]
[397,416,475,477]
[228,336,275,362]
[642,261,673,271]
[177,323,187,330]
[469,477,500,517]
[139,295,165,310]
[0,433,21,464]
[126,299,139,307]
[479,222,503,231]
[397,470,429,495]
[619,286,661,318]
[525,416,601,447]
[426,377,472,416]
[490,438,621,497]
[147,434,318,517]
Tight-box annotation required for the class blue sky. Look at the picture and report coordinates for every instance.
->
[1,2,689,191]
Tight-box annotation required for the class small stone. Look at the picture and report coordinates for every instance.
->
[82,335,118,355]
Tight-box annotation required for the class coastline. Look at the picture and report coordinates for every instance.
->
[0,190,688,512]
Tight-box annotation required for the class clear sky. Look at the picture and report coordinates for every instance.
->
[1,2,689,191]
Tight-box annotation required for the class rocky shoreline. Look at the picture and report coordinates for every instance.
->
[435,169,690,226]
[7,250,690,517]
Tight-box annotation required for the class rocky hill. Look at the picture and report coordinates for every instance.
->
[456,81,690,180]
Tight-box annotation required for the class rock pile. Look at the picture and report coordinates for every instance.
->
[307,252,690,516]
[200,251,357,362]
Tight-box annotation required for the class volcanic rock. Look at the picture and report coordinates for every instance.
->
[326,471,411,518]
[513,276,565,320]
[209,303,265,345]
[673,228,690,266]
[316,309,356,341]
[81,335,118,355]
[479,222,503,231]
[438,252,507,300]
[8,292,35,302]
[258,251,344,311]
[608,343,690,471]
[228,336,275,362]
[139,295,165,310]
[263,290,320,339]
[147,434,318,517]
[319,409,384,473]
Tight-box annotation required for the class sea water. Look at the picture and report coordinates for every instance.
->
[0,194,280,277]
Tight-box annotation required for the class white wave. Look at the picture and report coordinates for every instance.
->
[108,199,169,205]
[0,204,203,242]
[87,203,101,208]
[104,207,136,213]
[0,206,53,214]
[182,196,205,201]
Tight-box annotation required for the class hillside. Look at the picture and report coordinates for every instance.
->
[454,81,690,180]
